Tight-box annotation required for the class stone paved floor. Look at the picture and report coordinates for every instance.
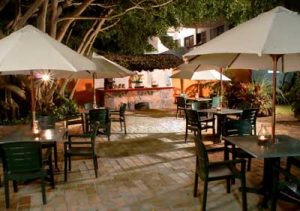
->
[0,109,300,210]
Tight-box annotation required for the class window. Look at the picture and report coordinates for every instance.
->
[184,35,194,48]
[210,25,225,39]
[196,31,206,45]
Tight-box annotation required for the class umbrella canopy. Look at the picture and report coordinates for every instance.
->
[171,63,230,98]
[0,25,96,75]
[183,6,300,140]
[72,52,134,79]
[0,25,96,123]
[71,52,134,107]
[171,69,231,81]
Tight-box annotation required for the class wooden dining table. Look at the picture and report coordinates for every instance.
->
[0,125,66,170]
[223,134,300,207]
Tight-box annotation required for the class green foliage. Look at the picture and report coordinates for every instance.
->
[51,97,79,121]
[287,73,300,117]
[224,80,272,116]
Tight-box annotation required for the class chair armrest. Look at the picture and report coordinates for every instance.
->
[68,133,93,142]
[64,141,93,147]
[209,159,246,168]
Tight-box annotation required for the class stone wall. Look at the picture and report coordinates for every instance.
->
[98,87,174,110]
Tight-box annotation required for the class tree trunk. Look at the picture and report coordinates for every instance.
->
[0,0,10,12]
[49,0,58,38]
[56,0,94,42]
[12,0,45,30]
[37,0,48,32]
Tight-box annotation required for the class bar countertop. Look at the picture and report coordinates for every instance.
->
[97,87,174,92]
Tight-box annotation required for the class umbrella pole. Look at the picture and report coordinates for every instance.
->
[93,73,97,108]
[30,71,36,126]
[180,79,184,93]
[271,55,280,142]
[220,68,223,108]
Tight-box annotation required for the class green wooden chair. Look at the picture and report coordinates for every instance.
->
[1,141,46,208]
[64,122,100,182]
[239,108,259,135]
[176,96,191,118]
[38,115,60,170]
[88,108,111,141]
[223,119,253,171]
[211,96,221,108]
[185,109,215,143]
[111,103,127,134]
[193,134,247,211]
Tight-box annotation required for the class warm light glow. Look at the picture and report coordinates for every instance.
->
[43,129,53,140]
[41,73,51,82]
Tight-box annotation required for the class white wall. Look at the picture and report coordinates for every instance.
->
[94,69,173,89]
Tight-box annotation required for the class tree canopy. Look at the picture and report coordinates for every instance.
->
[0,0,298,55]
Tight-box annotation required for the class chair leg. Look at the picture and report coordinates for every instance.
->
[93,155,98,178]
[13,180,18,192]
[185,127,188,143]
[193,171,198,197]
[41,177,46,205]
[202,180,208,211]
[123,119,127,135]
[48,154,55,188]
[4,179,10,208]
[53,143,58,170]
[241,175,247,211]
[68,156,71,171]
[247,158,252,171]
[119,119,123,131]
[64,154,68,182]
[226,178,231,193]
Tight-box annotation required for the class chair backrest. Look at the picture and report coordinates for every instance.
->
[84,103,93,111]
[191,101,209,110]
[66,113,84,127]
[90,121,100,142]
[192,101,209,117]
[185,109,201,128]
[119,103,127,116]
[38,116,56,130]
[176,96,186,108]
[89,108,109,128]
[241,108,259,125]
[211,96,221,108]
[223,119,252,137]
[194,134,209,180]
[1,142,43,174]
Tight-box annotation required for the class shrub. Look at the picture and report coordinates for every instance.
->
[224,80,272,116]
[287,72,300,117]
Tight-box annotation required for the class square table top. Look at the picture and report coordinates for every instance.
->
[0,125,65,144]
[199,108,243,115]
[223,135,300,159]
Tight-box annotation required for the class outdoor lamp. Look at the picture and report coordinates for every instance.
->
[258,124,269,145]
[32,120,39,134]
[41,73,51,82]
[43,129,53,140]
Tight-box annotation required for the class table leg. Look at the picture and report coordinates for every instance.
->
[53,142,59,170]
[260,158,280,208]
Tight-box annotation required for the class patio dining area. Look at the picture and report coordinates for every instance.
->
[0,108,299,210]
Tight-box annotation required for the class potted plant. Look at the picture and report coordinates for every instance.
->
[131,74,143,88]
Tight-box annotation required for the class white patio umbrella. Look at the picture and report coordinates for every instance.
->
[184,6,300,140]
[171,63,230,98]
[0,25,96,123]
[71,52,134,107]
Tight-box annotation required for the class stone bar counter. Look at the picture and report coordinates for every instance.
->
[96,87,174,110]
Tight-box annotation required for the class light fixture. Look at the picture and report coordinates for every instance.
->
[258,124,269,145]
[41,73,51,82]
